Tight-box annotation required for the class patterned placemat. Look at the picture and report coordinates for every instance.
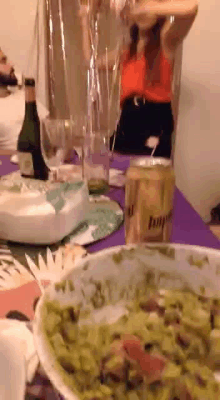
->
[66,195,123,245]
[0,242,88,292]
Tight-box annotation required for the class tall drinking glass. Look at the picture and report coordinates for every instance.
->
[83,131,110,194]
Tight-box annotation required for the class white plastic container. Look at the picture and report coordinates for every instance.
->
[0,172,89,244]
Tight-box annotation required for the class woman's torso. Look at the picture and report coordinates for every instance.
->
[120,49,173,105]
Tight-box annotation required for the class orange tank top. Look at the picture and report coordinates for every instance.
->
[120,50,172,105]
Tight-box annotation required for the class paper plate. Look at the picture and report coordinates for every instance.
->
[65,195,123,246]
[34,243,220,400]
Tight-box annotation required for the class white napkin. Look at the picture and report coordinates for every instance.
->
[0,334,26,400]
[0,320,39,383]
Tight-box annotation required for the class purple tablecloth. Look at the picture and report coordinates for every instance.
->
[0,153,219,250]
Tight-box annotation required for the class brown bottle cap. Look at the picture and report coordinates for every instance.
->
[24,78,35,87]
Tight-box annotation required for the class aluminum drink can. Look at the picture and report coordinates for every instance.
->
[125,157,175,243]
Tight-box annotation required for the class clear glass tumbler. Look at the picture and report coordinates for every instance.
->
[41,118,67,180]
[83,131,110,195]
[41,116,87,181]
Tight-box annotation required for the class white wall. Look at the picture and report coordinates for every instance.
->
[174,0,220,222]
[0,0,47,107]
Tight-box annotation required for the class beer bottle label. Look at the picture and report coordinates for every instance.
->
[18,152,34,177]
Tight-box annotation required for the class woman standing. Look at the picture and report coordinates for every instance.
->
[79,0,198,158]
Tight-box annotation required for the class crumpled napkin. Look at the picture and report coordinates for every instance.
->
[0,320,39,383]
[0,319,62,399]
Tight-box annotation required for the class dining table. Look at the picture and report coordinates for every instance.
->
[0,149,219,317]
[1,152,219,254]
[0,151,219,399]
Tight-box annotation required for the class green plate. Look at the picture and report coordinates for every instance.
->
[65,195,123,246]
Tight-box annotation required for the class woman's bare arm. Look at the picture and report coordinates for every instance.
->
[161,11,198,61]
[132,0,198,17]
[131,0,198,61]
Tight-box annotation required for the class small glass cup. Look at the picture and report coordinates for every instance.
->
[83,131,110,194]
[41,116,87,181]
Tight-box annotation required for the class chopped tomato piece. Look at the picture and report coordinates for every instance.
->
[121,334,166,382]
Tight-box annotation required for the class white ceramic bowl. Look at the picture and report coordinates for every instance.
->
[34,243,220,400]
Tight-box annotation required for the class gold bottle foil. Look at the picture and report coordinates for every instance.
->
[125,157,175,244]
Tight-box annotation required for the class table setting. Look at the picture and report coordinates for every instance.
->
[0,146,220,399]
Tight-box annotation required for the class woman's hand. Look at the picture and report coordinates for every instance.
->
[131,0,198,19]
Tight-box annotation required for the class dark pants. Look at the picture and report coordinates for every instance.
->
[110,96,174,158]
